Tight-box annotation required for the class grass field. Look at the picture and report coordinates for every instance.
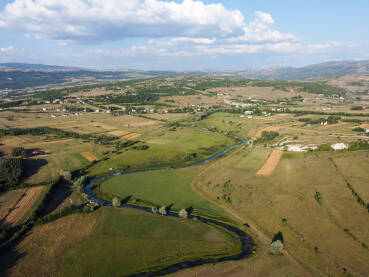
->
[194,148,369,276]
[1,207,240,277]
[88,126,236,177]
[99,168,227,217]
[0,189,27,220]
[232,147,272,171]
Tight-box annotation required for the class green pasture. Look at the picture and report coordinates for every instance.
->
[88,126,236,177]
[61,207,240,277]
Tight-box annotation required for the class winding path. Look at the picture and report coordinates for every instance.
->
[85,137,256,277]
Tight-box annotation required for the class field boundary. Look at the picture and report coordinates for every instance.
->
[256,149,283,176]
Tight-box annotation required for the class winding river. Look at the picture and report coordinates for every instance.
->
[85,137,255,277]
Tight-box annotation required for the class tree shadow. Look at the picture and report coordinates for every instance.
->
[121,195,132,204]
[22,158,48,180]
[0,226,30,276]
[40,180,73,217]
[185,206,194,215]
[165,203,174,212]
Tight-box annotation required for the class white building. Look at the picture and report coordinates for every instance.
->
[331,143,348,151]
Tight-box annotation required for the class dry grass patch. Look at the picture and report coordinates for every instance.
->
[80,152,99,162]
[0,189,27,220]
[256,150,283,176]
[122,133,142,140]
[2,213,100,277]
[89,122,116,130]
[108,130,130,137]
[4,186,44,226]
[24,138,75,148]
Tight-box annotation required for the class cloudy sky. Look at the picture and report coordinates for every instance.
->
[0,0,368,70]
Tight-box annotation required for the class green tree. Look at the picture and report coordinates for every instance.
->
[10,147,27,157]
[151,207,158,214]
[60,170,72,181]
[179,209,188,219]
[270,240,284,255]
[112,197,121,207]
[159,206,167,216]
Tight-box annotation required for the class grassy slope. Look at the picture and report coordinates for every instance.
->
[61,208,240,277]
[0,207,240,277]
[232,147,272,171]
[194,148,369,276]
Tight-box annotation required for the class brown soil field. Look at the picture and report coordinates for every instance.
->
[108,130,130,137]
[122,133,142,140]
[4,186,45,225]
[80,152,99,162]
[256,150,283,176]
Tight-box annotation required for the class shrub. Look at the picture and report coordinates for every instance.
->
[10,147,27,157]
[60,170,72,181]
[112,197,121,207]
[159,206,167,216]
[270,240,284,255]
[151,207,158,214]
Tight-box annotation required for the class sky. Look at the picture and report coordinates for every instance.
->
[0,0,368,70]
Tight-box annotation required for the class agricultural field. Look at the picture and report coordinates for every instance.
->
[193,148,369,276]
[0,76,369,277]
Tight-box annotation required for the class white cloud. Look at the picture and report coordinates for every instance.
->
[0,0,245,43]
[226,11,296,43]
[0,45,15,52]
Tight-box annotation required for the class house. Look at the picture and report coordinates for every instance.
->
[95,109,100,113]
[42,108,47,112]
[245,111,253,115]
[248,115,253,119]
[365,128,369,133]
[321,121,328,125]
[32,149,44,156]
[51,114,57,118]
[331,143,348,151]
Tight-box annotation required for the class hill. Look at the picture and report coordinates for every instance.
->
[1,60,369,91]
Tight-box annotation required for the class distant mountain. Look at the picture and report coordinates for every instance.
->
[239,60,369,80]
[1,60,369,90]
[0,63,78,70]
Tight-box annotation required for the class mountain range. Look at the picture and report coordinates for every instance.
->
[1,60,369,90]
